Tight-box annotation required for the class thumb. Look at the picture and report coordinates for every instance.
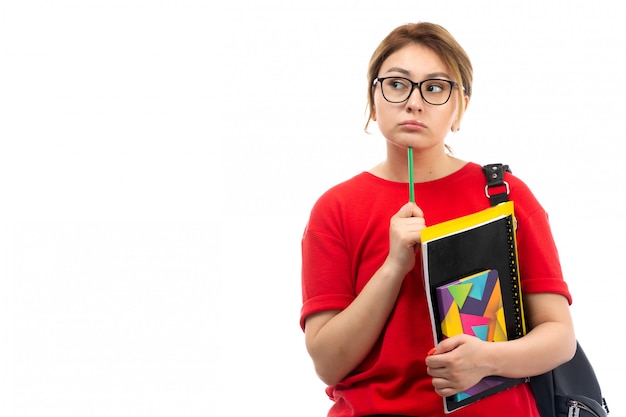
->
[410,202,424,219]
[396,202,424,219]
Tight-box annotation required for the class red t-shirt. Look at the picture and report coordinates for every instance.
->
[300,162,571,417]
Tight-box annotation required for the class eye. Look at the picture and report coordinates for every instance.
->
[424,80,448,94]
[387,78,411,91]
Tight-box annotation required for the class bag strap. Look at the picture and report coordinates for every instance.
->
[482,163,511,206]
[483,163,610,416]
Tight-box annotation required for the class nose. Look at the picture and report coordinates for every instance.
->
[405,85,424,112]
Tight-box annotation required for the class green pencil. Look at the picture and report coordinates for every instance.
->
[407,147,414,203]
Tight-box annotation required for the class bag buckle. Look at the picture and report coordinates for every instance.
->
[568,399,602,417]
[482,163,511,206]
[484,181,510,200]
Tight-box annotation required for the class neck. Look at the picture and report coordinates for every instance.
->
[372,145,461,183]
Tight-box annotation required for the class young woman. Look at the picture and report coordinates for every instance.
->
[300,22,576,417]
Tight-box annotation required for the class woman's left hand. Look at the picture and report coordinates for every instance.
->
[425,334,492,397]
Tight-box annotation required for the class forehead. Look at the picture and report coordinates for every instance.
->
[379,43,450,78]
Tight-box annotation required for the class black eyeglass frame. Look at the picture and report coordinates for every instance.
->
[373,77,462,105]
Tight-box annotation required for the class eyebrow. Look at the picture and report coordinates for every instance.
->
[382,67,452,79]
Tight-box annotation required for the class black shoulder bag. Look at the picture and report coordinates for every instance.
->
[483,163,609,417]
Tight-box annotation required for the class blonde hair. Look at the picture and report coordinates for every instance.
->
[365,22,473,132]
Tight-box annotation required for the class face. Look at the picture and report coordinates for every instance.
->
[372,43,467,152]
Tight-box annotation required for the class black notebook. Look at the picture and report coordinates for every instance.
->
[421,201,527,413]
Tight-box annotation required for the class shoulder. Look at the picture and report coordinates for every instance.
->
[304,173,371,228]
[470,162,538,200]
[503,169,541,206]
[483,165,547,223]
[311,172,388,210]
[305,171,406,235]
[468,162,544,215]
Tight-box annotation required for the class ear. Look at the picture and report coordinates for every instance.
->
[371,106,377,122]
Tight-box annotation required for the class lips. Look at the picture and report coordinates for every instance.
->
[400,120,426,130]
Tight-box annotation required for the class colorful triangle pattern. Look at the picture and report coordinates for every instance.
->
[435,269,507,342]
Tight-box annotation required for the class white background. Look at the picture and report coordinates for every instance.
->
[1,1,624,416]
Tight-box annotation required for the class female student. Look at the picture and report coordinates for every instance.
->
[300,22,576,417]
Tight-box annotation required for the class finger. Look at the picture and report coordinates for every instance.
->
[410,202,424,219]
[425,356,446,371]
[394,202,416,219]
[436,334,465,353]
[433,384,458,398]
[395,202,424,218]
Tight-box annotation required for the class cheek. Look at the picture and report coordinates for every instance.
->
[445,106,459,126]
[373,93,390,121]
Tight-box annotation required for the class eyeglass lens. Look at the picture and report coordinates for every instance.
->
[380,78,453,105]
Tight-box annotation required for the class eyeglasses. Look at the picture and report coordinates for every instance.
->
[373,77,461,105]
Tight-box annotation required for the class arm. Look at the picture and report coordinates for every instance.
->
[426,292,576,397]
[304,202,425,386]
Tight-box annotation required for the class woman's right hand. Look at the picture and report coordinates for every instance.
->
[386,202,426,275]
